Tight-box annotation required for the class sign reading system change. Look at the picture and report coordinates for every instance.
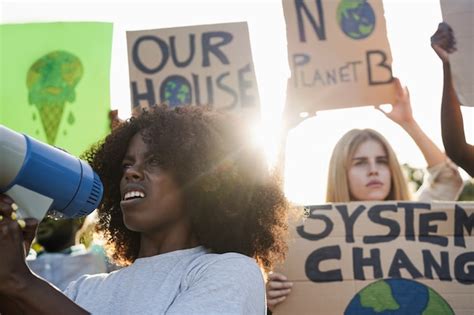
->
[274,201,474,315]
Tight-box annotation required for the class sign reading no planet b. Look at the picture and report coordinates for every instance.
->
[274,201,474,315]
[283,0,396,115]
[127,22,260,116]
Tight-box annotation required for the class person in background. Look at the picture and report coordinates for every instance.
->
[26,216,109,291]
[0,105,288,314]
[109,109,122,130]
[431,22,474,177]
[266,78,464,311]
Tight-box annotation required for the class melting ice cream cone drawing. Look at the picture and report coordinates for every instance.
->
[27,51,83,144]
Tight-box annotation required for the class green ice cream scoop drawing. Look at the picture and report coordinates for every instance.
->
[27,51,83,144]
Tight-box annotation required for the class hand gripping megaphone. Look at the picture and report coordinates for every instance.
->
[0,124,103,220]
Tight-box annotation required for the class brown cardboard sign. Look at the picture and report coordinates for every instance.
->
[282,0,396,117]
[274,201,474,315]
[127,22,260,116]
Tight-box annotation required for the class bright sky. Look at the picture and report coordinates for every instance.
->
[2,0,473,204]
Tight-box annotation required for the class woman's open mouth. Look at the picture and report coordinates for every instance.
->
[121,190,146,206]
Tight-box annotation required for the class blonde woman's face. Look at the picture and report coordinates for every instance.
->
[347,139,392,201]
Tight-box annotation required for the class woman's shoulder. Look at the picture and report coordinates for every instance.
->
[168,252,266,314]
[195,251,260,270]
[416,158,464,202]
[62,268,120,299]
[187,251,263,283]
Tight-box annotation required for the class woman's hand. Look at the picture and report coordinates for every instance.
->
[0,194,90,314]
[376,78,414,128]
[377,76,447,169]
[0,194,38,294]
[266,272,293,311]
[431,22,457,63]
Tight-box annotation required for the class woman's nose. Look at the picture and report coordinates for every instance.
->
[124,164,143,181]
[368,161,379,175]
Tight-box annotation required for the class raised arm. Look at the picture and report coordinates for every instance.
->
[431,22,474,176]
[0,194,89,315]
[377,78,446,168]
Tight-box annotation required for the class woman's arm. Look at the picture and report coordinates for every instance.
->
[0,194,89,315]
[0,294,25,314]
[4,273,89,315]
[377,78,446,168]
[431,22,474,176]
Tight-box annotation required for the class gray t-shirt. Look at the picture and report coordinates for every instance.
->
[64,246,265,314]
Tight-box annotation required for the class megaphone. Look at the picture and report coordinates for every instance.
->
[0,124,103,220]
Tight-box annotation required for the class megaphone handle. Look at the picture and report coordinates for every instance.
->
[4,185,53,221]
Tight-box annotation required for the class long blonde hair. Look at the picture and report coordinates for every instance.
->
[326,129,411,202]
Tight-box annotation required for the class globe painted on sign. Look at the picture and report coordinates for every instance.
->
[337,0,376,40]
[160,75,192,107]
[345,279,454,315]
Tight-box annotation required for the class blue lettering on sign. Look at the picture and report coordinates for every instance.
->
[298,203,474,284]
[130,31,256,110]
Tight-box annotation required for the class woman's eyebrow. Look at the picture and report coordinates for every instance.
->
[351,155,387,161]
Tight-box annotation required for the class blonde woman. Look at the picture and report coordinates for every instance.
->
[266,78,464,311]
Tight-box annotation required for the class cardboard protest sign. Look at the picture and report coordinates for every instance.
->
[0,22,113,156]
[282,0,396,117]
[274,201,474,315]
[127,22,260,116]
[440,0,474,106]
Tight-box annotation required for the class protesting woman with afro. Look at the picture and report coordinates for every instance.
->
[0,105,289,314]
